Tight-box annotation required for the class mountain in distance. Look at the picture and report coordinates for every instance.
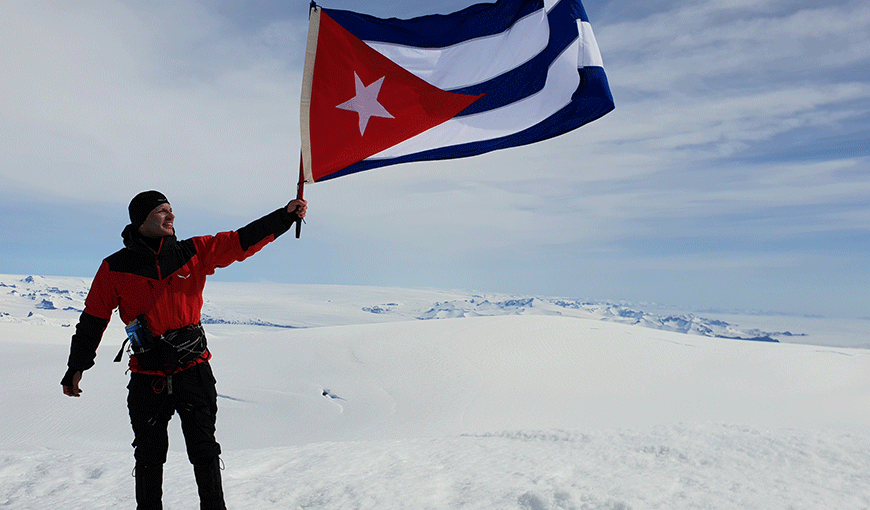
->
[0,273,808,344]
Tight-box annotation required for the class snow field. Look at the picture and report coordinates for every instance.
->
[2,276,869,509]
[4,426,869,509]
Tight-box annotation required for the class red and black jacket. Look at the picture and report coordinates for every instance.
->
[62,207,298,380]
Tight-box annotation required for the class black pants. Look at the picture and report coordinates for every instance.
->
[127,362,225,509]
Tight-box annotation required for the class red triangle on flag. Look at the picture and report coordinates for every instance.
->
[302,10,483,182]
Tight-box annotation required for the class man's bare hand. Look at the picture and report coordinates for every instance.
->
[287,199,307,219]
[63,371,83,397]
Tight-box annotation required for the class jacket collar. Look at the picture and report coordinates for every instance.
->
[121,223,178,256]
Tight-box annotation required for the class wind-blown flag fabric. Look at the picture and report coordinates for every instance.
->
[300,0,614,183]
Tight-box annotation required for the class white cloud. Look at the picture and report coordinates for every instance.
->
[0,2,306,216]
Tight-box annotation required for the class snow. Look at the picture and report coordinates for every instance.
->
[1,274,869,509]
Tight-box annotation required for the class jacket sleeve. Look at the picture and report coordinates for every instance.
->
[60,262,116,386]
[61,312,110,383]
[199,207,298,271]
[237,207,298,252]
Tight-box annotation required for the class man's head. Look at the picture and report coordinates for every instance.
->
[128,190,174,238]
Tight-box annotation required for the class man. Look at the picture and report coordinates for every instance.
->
[61,190,307,510]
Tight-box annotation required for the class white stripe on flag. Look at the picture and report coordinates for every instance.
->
[369,36,583,160]
[578,21,603,68]
[364,7,549,90]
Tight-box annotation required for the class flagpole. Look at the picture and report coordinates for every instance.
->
[295,155,304,238]
[296,1,319,239]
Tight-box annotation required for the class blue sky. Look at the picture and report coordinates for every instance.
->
[1,0,868,318]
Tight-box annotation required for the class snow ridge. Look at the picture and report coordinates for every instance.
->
[0,274,824,344]
[200,314,297,328]
[379,296,801,343]
[0,275,300,329]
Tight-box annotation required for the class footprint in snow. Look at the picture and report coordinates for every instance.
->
[217,394,248,403]
[321,389,345,401]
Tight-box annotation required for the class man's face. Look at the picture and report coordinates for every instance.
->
[138,203,175,238]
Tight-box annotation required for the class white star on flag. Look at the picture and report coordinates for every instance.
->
[336,73,394,136]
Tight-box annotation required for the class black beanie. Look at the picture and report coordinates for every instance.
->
[128,190,169,228]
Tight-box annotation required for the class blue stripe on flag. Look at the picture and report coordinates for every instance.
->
[325,0,545,48]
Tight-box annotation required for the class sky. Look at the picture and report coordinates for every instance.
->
[1,0,868,319]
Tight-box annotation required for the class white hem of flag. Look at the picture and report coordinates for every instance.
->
[300,6,321,184]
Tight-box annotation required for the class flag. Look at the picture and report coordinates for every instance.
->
[299,0,614,183]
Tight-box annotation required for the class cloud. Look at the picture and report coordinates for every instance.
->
[574,0,870,231]
[0,1,307,215]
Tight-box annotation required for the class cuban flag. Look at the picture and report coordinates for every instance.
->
[300,0,614,183]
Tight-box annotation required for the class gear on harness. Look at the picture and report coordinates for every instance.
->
[114,319,208,372]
